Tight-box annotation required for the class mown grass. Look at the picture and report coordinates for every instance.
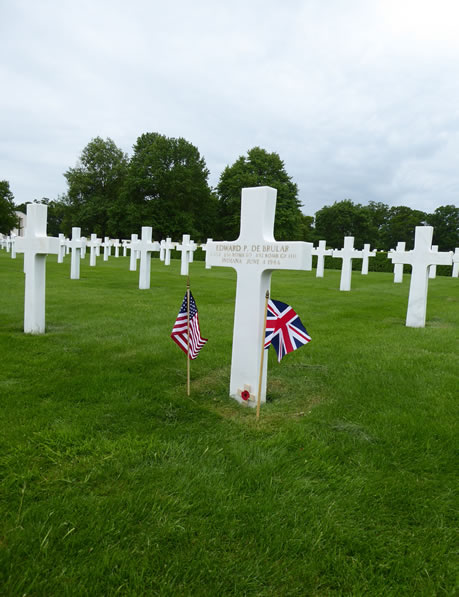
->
[0,251,457,596]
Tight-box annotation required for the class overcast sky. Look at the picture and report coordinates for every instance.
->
[1,0,459,216]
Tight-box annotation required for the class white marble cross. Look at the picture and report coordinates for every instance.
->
[102,237,111,261]
[452,248,459,277]
[205,186,313,407]
[428,245,439,279]
[390,241,406,283]
[134,227,160,289]
[164,237,176,266]
[10,234,17,259]
[388,226,453,327]
[87,234,101,267]
[159,240,167,261]
[312,240,332,278]
[332,237,363,291]
[361,243,376,275]
[129,233,139,271]
[122,239,129,257]
[176,234,194,276]
[67,227,86,279]
[14,203,60,334]
[200,238,213,269]
[112,239,121,258]
[57,234,67,263]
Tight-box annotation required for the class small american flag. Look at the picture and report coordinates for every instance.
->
[171,291,207,359]
[264,298,311,362]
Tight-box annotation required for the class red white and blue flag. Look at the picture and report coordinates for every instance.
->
[171,291,208,359]
[264,298,311,362]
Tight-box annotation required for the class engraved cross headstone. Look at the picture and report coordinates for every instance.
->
[129,233,139,271]
[164,237,176,266]
[176,234,194,276]
[428,245,439,279]
[332,237,363,291]
[133,227,160,289]
[390,241,406,283]
[200,238,213,269]
[10,234,17,259]
[205,186,313,406]
[102,237,111,261]
[87,234,101,267]
[57,233,66,263]
[312,240,332,278]
[67,227,86,280]
[388,226,453,327]
[112,239,121,258]
[159,239,166,262]
[361,243,376,275]
[14,203,60,333]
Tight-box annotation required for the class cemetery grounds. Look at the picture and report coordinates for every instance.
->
[0,251,457,596]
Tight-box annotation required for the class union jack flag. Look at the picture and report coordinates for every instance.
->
[264,299,311,362]
[171,291,207,359]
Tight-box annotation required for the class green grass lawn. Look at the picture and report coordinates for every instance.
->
[0,251,457,596]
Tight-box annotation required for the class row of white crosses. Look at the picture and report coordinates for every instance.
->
[66,230,199,290]
[127,231,199,289]
[8,194,458,416]
[1,233,20,258]
[312,237,376,290]
[204,188,457,405]
[0,233,16,253]
[316,233,455,327]
[3,226,201,282]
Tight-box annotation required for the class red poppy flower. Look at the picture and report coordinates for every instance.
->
[241,390,250,401]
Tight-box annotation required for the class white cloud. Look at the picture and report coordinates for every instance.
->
[1,0,458,216]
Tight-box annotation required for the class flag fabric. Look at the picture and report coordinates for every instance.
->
[264,298,311,362]
[171,291,208,359]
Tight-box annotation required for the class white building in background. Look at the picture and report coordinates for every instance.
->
[11,211,26,236]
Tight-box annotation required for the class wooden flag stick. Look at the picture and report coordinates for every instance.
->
[186,277,191,396]
[256,290,270,419]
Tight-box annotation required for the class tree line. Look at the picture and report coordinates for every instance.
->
[1,133,458,251]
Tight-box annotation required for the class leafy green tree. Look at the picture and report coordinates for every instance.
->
[299,213,315,242]
[314,200,372,249]
[216,147,302,240]
[426,205,459,251]
[0,180,19,234]
[121,132,216,240]
[64,137,129,237]
[381,206,427,250]
[363,201,391,249]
